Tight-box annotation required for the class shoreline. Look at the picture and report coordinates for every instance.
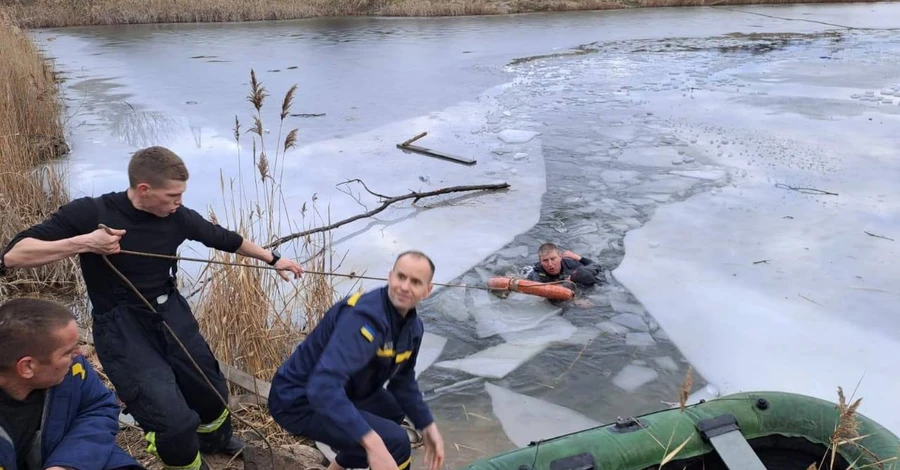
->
[3,0,884,29]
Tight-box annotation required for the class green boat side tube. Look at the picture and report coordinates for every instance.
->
[460,391,900,470]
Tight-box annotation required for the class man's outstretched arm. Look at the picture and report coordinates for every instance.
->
[2,198,120,269]
[179,206,303,279]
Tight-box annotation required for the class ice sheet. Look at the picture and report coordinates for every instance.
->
[612,363,660,392]
[497,129,542,144]
[615,108,900,433]
[485,383,601,448]
[468,289,562,339]
[433,342,547,379]
[563,327,602,346]
[499,315,577,346]
[415,332,448,379]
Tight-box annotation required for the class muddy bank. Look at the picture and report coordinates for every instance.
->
[2,0,882,29]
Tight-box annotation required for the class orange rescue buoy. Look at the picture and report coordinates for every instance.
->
[487,277,575,302]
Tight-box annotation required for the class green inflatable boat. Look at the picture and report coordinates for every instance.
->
[461,391,899,470]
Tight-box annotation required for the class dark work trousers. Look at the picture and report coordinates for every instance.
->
[92,290,232,468]
[278,389,412,469]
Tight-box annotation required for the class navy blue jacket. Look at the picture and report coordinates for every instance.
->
[269,286,434,442]
[0,356,141,470]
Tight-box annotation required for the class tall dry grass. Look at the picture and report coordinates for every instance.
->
[195,70,339,384]
[0,12,84,309]
[2,0,883,28]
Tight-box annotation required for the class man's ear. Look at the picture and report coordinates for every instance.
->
[423,282,434,300]
[16,356,36,380]
[135,182,152,195]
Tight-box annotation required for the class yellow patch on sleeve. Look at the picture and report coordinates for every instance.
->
[71,362,86,380]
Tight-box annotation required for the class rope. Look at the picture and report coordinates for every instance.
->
[103,243,499,291]
[96,225,277,469]
[104,240,574,292]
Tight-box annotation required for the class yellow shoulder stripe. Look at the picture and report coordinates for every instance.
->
[376,348,396,357]
[395,351,413,363]
[72,362,86,380]
[399,456,412,470]
[347,291,363,307]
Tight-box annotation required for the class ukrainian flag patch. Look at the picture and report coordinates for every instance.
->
[360,325,375,342]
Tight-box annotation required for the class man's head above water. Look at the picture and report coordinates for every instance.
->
[127,146,190,218]
[538,242,563,275]
[387,250,435,316]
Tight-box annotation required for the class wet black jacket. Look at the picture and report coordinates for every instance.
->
[527,256,602,286]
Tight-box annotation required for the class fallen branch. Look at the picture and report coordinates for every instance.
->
[775,183,839,196]
[396,131,476,166]
[864,231,894,242]
[753,259,770,265]
[264,181,510,249]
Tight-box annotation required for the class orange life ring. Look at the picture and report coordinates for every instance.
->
[487,277,575,302]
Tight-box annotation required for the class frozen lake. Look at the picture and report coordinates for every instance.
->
[31,3,900,467]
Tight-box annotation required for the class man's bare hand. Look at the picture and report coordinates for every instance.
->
[362,431,400,470]
[422,423,445,470]
[82,227,126,255]
[273,257,304,281]
[560,250,582,261]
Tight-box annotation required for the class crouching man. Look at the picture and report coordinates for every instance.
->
[0,297,143,470]
[269,251,445,470]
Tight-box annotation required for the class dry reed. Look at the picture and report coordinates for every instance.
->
[0,11,84,310]
[194,69,338,385]
[1,0,884,28]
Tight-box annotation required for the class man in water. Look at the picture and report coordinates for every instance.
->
[268,250,445,470]
[0,297,143,470]
[527,242,603,290]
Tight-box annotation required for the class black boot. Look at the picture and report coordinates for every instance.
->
[219,436,246,456]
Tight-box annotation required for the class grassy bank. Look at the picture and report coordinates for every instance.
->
[0,11,82,306]
[2,0,882,28]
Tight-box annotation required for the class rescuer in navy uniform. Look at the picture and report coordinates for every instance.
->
[269,250,445,470]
